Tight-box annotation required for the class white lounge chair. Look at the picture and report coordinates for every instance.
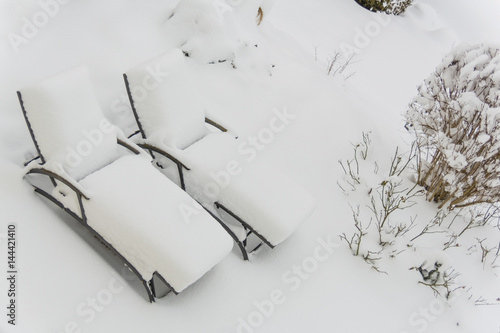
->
[18,66,233,302]
[123,49,315,259]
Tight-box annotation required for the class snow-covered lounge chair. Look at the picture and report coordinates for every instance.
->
[123,49,315,259]
[17,66,233,302]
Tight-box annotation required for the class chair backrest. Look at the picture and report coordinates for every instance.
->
[18,66,120,180]
[124,49,208,149]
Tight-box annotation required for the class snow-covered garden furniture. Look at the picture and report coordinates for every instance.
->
[17,66,233,302]
[123,49,315,259]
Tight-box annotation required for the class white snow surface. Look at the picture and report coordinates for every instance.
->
[1,0,500,333]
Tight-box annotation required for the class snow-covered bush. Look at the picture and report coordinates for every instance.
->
[406,44,500,209]
[354,0,413,15]
[338,134,500,302]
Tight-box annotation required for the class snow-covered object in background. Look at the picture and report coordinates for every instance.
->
[125,49,315,249]
[354,0,413,15]
[406,43,500,209]
[163,0,276,75]
[164,0,238,64]
[19,66,233,298]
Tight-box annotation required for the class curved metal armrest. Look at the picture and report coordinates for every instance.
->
[26,167,90,200]
[205,117,228,133]
[137,143,190,171]
[117,138,141,155]
[137,143,190,190]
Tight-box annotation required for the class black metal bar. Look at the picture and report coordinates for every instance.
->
[214,202,275,249]
[177,163,186,190]
[127,130,141,139]
[34,186,85,224]
[17,91,46,164]
[17,91,56,186]
[202,206,249,260]
[250,242,264,253]
[137,143,190,170]
[150,271,177,297]
[123,73,147,140]
[205,118,228,132]
[27,168,90,200]
[117,138,141,155]
[23,155,41,167]
[137,143,189,190]
[148,279,156,299]
[143,280,155,303]
[243,228,251,248]
[77,194,87,224]
[33,185,158,302]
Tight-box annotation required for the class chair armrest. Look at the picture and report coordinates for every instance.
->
[118,138,141,155]
[136,142,191,190]
[205,117,228,132]
[136,143,190,171]
[25,165,90,200]
[116,131,150,157]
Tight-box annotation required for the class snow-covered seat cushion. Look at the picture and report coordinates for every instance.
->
[79,154,233,292]
[179,133,316,246]
[20,66,120,181]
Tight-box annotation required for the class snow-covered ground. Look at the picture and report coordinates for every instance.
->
[1,0,500,332]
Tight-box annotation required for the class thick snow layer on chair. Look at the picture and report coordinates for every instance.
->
[20,66,120,181]
[180,133,316,246]
[125,49,208,149]
[79,154,233,292]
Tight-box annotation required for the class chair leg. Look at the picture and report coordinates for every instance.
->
[242,228,264,254]
[202,206,249,260]
[149,272,174,299]
[214,202,275,249]
[33,186,159,303]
